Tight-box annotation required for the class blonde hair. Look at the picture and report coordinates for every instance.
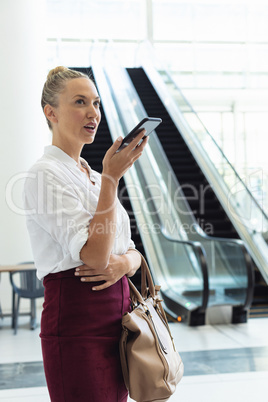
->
[41,66,92,129]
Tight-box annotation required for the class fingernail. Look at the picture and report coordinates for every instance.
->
[117,136,122,141]
[81,278,85,282]
[76,268,80,271]
[92,287,96,291]
[74,272,79,276]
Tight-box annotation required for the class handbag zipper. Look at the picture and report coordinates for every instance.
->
[154,303,176,352]
[145,309,168,354]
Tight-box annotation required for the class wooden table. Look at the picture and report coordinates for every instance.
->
[0,264,35,273]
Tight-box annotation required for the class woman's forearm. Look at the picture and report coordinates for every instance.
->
[124,249,142,277]
[80,176,118,270]
[80,132,148,271]
[75,248,142,290]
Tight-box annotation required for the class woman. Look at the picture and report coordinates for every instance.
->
[24,66,148,402]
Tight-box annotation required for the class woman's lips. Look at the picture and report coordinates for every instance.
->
[84,124,96,133]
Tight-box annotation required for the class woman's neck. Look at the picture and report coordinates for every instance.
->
[52,137,83,165]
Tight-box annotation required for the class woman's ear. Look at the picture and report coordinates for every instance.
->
[44,104,58,124]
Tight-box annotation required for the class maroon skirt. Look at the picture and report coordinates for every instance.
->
[40,269,131,402]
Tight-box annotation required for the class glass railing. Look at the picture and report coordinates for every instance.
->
[199,236,252,308]
[163,69,268,236]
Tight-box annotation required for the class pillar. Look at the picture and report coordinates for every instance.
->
[0,0,48,312]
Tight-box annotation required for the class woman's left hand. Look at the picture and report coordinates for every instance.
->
[74,254,130,291]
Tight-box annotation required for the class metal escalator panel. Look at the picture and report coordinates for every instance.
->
[163,68,268,234]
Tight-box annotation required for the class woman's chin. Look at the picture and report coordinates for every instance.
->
[84,136,95,145]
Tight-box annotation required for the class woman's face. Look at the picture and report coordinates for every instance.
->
[53,77,101,146]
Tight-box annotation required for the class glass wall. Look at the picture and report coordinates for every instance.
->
[46,0,268,212]
[47,0,146,40]
[153,1,268,88]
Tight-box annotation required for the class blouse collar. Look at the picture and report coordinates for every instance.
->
[44,145,95,183]
[44,145,78,167]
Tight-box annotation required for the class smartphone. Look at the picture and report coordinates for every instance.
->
[116,117,162,152]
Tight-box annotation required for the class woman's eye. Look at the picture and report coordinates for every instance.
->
[76,99,85,105]
[94,101,101,108]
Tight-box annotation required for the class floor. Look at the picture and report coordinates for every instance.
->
[0,310,268,402]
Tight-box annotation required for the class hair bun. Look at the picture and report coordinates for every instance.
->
[47,66,68,80]
[41,66,91,130]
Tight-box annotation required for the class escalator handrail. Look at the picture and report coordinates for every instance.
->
[193,221,255,309]
[239,242,255,310]
[193,222,249,245]
[160,227,209,313]
[134,158,209,313]
[164,68,268,223]
[193,224,255,310]
[162,224,254,311]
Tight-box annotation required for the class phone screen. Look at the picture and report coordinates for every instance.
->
[116,117,162,152]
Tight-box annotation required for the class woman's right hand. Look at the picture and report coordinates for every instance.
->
[102,129,148,182]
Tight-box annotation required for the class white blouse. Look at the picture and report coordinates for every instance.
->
[23,145,135,280]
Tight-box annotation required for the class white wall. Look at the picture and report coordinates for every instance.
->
[0,0,49,313]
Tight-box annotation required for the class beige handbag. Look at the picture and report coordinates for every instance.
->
[119,253,184,402]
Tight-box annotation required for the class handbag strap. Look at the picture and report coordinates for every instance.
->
[128,251,171,330]
[127,279,147,306]
[127,250,156,305]
[136,250,155,298]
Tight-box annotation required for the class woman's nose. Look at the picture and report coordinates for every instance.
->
[87,104,98,118]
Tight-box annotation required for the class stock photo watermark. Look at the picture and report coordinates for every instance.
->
[5,168,267,236]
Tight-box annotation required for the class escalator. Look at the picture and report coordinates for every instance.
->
[127,67,268,317]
